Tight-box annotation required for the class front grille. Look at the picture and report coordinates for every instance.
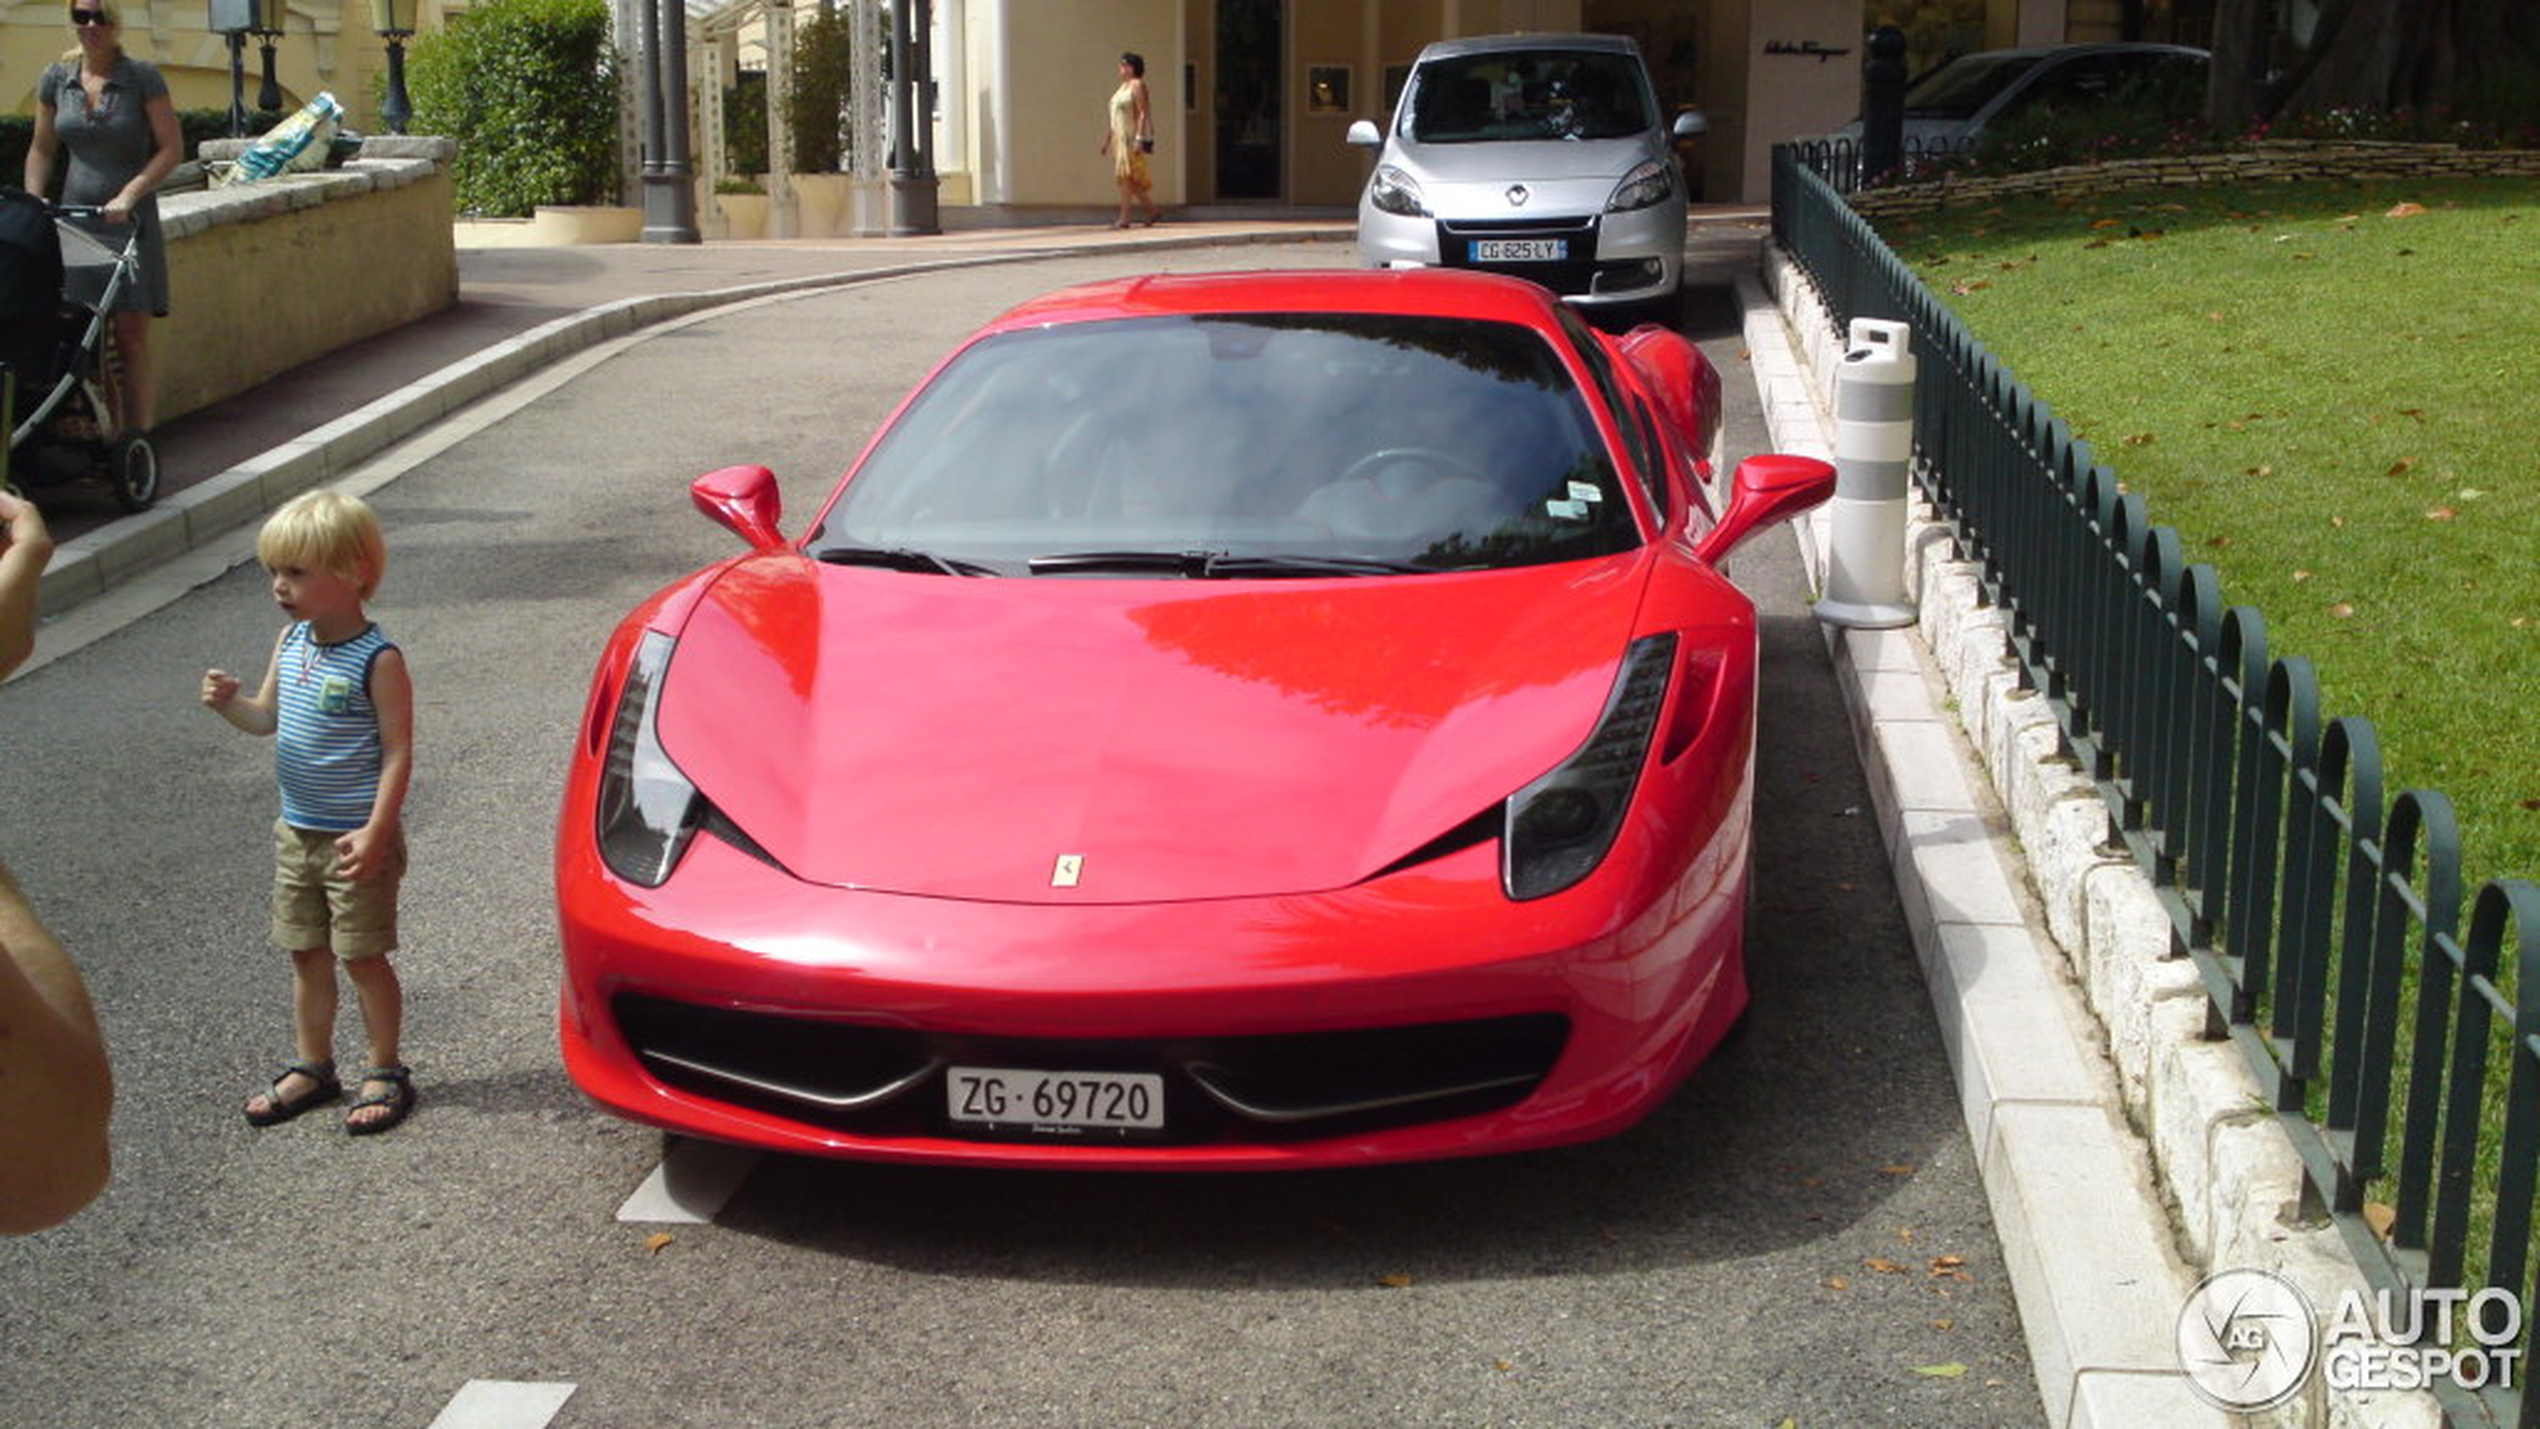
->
[612,993,1569,1146]
[1436,214,1601,295]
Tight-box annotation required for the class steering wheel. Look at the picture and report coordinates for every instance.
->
[1336,446,1490,491]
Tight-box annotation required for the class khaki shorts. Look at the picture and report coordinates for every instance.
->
[272,819,404,959]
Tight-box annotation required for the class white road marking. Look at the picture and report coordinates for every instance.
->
[426,1381,577,1429]
[614,1137,763,1223]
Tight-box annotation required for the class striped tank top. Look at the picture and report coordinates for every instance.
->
[275,621,396,832]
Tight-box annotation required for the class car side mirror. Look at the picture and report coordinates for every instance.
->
[1345,119,1383,148]
[1693,454,1835,565]
[691,464,787,551]
[1672,110,1708,138]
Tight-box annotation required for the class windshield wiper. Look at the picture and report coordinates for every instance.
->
[1026,550,1429,578]
[815,546,994,576]
[1198,553,1434,578]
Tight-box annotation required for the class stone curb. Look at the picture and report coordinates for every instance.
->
[1743,251,2443,1429]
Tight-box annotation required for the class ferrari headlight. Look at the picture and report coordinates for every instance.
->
[595,631,703,888]
[1504,634,1675,901]
[1606,159,1675,214]
[1368,164,1430,218]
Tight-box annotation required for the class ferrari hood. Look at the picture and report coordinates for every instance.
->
[652,555,1648,903]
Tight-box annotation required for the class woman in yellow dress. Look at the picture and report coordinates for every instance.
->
[1100,51,1161,228]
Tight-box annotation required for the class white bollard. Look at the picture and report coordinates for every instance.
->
[1814,317,1918,629]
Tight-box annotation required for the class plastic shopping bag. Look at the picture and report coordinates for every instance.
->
[232,93,346,182]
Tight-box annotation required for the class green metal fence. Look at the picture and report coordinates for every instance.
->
[1773,140,2540,1428]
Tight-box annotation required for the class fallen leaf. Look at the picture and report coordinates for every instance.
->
[2121,432,2156,447]
[1377,1273,1415,1288]
[2365,1202,2399,1238]
[1931,1318,1957,1332]
[1865,1257,1909,1275]
[1826,1275,1851,1291]
[2329,603,2358,619]
[1913,1362,1970,1378]
[2426,506,2457,522]
[1878,1163,1917,1177]
[644,1231,676,1255]
[1930,1255,1968,1274]
[2387,457,2417,477]
[2387,201,2428,218]
[1493,1359,1515,1373]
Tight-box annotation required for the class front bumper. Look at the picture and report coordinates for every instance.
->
[1357,201,1686,306]
[556,831,1747,1170]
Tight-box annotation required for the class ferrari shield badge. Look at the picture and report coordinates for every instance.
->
[1052,854,1084,888]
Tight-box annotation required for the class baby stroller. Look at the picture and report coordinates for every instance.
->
[1,186,160,511]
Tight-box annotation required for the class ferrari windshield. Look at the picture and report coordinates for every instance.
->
[816,312,1638,575]
[1402,48,1657,143]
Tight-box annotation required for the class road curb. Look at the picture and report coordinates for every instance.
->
[1738,265,2230,1429]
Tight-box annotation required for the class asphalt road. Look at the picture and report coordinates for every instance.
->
[0,245,2043,1428]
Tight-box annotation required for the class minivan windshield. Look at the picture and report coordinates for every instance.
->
[1404,49,1655,143]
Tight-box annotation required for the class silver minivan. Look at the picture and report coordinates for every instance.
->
[1347,33,1702,310]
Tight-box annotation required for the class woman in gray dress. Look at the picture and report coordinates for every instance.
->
[23,0,182,438]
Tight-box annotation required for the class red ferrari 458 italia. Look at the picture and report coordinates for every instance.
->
[557,268,1833,1169]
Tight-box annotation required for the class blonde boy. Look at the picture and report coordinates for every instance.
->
[203,490,416,1135]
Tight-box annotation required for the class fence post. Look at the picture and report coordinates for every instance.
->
[1815,318,1918,629]
[1861,26,1907,185]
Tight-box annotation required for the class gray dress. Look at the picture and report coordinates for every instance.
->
[39,54,172,317]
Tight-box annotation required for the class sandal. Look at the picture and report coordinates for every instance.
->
[346,1064,416,1137]
[245,1059,341,1127]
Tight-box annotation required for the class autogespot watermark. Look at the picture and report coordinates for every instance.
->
[2176,1268,2526,1411]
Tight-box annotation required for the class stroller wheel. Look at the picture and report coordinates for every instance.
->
[108,430,159,511]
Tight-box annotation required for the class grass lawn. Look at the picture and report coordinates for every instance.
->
[1872,176,2540,899]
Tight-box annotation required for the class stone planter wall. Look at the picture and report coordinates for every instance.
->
[162,136,460,427]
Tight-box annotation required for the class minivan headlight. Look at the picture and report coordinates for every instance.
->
[1606,159,1675,214]
[1369,164,1430,218]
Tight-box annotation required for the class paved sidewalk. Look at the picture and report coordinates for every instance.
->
[23,211,2209,1428]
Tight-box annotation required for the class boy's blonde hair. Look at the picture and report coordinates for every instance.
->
[257,490,387,599]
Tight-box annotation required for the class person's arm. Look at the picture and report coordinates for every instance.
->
[203,628,287,737]
[0,857,112,1235]
[0,493,54,680]
[1134,80,1153,144]
[335,645,412,881]
[23,87,59,197]
[105,91,182,224]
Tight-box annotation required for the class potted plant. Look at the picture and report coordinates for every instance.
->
[786,7,856,236]
[713,173,769,238]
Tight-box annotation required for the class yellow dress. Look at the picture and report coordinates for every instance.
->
[1110,81,1148,185]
